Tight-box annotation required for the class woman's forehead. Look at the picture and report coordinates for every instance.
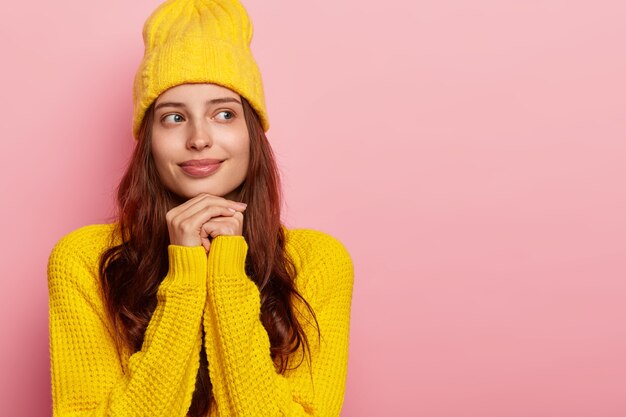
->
[156,83,240,103]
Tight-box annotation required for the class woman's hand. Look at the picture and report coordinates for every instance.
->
[166,193,247,253]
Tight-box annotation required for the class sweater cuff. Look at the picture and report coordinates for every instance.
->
[207,235,248,277]
[161,245,208,289]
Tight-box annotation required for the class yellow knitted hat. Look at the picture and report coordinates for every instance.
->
[131,0,269,141]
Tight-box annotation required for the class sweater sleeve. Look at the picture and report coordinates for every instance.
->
[47,233,208,417]
[202,233,354,416]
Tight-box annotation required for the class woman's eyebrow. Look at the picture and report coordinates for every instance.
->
[154,97,241,111]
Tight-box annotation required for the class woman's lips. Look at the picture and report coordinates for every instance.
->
[180,162,222,177]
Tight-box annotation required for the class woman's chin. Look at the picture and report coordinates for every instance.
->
[178,188,225,200]
[166,182,241,202]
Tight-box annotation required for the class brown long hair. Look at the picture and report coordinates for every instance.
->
[98,93,320,416]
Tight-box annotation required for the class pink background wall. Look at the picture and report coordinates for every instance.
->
[1,1,625,416]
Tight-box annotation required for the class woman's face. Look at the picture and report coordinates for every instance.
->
[151,83,250,202]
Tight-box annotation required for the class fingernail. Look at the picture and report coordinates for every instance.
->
[228,208,237,212]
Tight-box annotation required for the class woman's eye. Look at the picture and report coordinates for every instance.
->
[163,114,183,123]
[216,111,234,121]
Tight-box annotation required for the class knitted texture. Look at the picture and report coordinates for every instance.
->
[131,0,270,140]
[47,223,354,416]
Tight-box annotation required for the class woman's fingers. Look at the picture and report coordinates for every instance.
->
[201,211,244,240]
[166,193,246,247]
[199,211,245,253]
[165,193,208,222]
[167,192,245,222]
[171,206,239,247]
[200,235,212,253]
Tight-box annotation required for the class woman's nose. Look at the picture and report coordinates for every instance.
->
[187,122,213,149]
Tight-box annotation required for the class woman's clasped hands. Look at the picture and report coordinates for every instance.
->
[165,193,247,253]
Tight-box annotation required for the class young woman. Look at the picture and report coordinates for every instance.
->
[46,1,354,416]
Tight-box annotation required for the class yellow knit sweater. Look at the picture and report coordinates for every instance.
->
[47,223,354,417]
